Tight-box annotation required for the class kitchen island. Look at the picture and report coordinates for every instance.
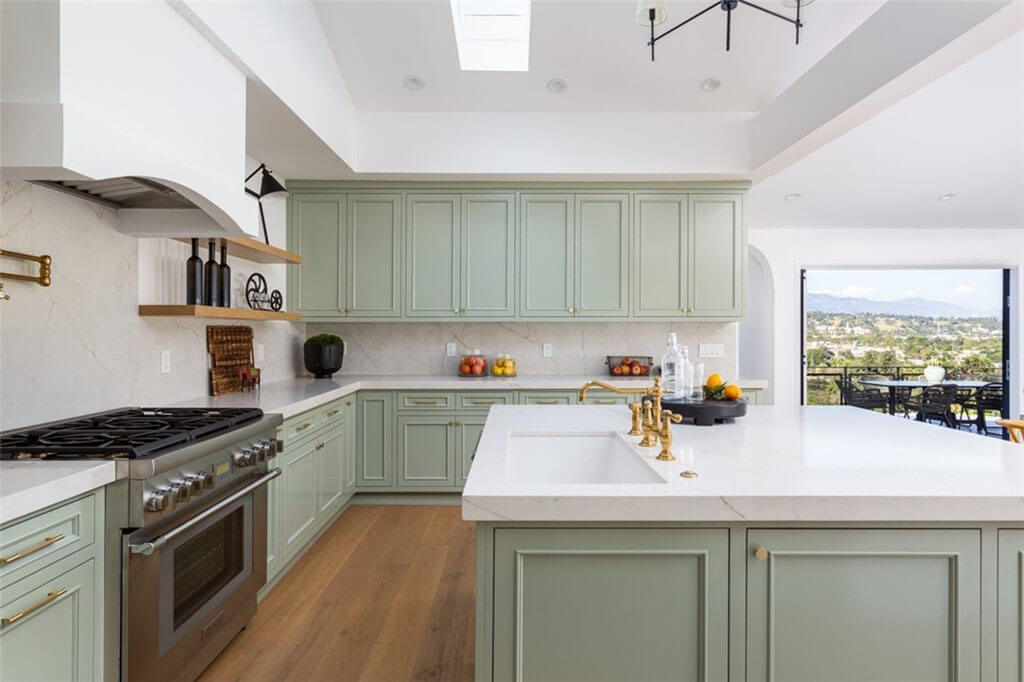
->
[463,405,1024,682]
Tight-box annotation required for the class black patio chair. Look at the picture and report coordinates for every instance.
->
[905,385,959,428]
[965,382,1004,435]
[894,386,918,419]
[952,386,978,429]
[835,379,889,413]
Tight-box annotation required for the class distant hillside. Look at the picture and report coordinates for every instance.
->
[807,293,997,318]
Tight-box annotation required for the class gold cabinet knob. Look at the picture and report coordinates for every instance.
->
[568,306,575,314]
[754,547,769,561]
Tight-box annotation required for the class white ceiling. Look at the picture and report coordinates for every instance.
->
[313,0,884,112]
[748,29,1024,229]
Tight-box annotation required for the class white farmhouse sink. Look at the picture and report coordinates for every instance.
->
[506,432,666,484]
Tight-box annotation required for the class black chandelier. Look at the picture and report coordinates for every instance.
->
[640,0,803,58]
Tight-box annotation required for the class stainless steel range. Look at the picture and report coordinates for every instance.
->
[0,407,283,681]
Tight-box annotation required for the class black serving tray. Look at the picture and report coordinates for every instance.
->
[659,397,747,426]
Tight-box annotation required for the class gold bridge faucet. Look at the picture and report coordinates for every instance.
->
[577,377,681,461]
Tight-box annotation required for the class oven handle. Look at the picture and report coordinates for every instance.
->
[128,468,281,556]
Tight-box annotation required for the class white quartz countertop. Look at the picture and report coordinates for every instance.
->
[462,405,1024,522]
[173,374,724,419]
[0,461,119,526]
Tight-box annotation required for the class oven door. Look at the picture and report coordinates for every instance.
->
[124,470,276,682]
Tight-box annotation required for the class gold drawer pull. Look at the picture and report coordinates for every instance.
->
[471,400,497,406]
[535,399,560,405]
[315,442,325,450]
[593,399,617,404]
[345,400,352,406]
[0,534,65,565]
[2,587,67,626]
[295,422,312,432]
[754,547,769,561]
[326,409,341,417]
[411,399,441,405]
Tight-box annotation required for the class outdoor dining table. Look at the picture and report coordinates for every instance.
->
[859,379,990,416]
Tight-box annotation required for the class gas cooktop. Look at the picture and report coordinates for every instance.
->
[0,407,264,460]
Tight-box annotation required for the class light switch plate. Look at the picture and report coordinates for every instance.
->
[446,342,457,357]
[160,350,171,374]
[699,343,724,358]
[542,342,553,358]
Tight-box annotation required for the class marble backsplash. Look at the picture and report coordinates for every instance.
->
[0,180,304,431]
[307,321,738,379]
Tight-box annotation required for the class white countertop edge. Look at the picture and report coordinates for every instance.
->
[0,461,119,526]
[462,495,1024,522]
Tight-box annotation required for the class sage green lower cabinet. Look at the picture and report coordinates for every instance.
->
[998,530,1024,682]
[396,415,456,487]
[280,438,319,561]
[314,425,346,517]
[344,397,358,497]
[357,391,394,487]
[458,415,487,485]
[0,490,105,682]
[517,391,577,405]
[489,528,729,682]
[746,529,981,682]
[265,448,282,581]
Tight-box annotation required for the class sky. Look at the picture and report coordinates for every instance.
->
[805,268,1003,313]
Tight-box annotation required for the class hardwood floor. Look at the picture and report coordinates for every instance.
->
[199,505,476,682]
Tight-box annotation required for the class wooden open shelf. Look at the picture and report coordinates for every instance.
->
[175,237,301,265]
[138,305,301,321]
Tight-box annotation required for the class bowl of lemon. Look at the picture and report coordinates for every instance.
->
[491,354,517,377]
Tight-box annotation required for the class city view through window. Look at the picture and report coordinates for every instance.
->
[804,269,1006,409]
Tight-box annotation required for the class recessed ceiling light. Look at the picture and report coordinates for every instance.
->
[546,78,568,94]
[784,193,801,201]
[781,0,814,7]
[699,77,721,93]
[937,193,956,202]
[403,76,425,91]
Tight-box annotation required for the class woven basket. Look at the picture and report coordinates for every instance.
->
[206,325,258,395]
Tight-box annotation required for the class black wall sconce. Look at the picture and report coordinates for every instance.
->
[244,163,288,245]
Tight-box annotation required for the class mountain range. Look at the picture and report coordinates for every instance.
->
[807,293,999,318]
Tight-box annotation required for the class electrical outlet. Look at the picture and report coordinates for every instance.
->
[446,342,457,357]
[699,343,724,359]
[160,350,171,374]
[254,343,265,362]
[542,342,553,358]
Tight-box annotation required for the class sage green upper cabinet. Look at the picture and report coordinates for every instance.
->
[405,194,461,318]
[461,194,515,318]
[289,194,346,317]
[347,194,402,317]
[746,529,981,682]
[575,194,629,317]
[689,194,743,317]
[519,194,574,318]
[633,193,688,317]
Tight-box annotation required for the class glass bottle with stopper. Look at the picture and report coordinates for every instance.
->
[661,333,691,398]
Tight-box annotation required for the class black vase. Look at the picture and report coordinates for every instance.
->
[304,343,344,379]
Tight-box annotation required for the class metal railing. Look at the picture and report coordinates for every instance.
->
[806,366,926,406]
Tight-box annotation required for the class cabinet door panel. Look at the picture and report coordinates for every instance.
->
[315,426,345,519]
[265,451,282,580]
[348,194,402,317]
[462,194,515,317]
[493,528,729,682]
[519,194,574,317]
[356,392,394,487]
[998,530,1024,682]
[575,194,628,317]
[746,529,981,682]
[689,194,742,317]
[457,415,487,484]
[633,194,688,317]
[396,416,455,487]
[281,441,318,558]
[0,559,96,682]
[290,195,346,316]
[406,194,460,317]
[343,398,357,494]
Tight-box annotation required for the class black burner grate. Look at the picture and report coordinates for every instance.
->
[0,407,264,460]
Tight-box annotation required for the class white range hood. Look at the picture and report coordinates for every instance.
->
[1,1,260,238]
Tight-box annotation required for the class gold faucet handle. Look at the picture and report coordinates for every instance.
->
[655,410,681,462]
[628,401,644,436]
[662,410,682,426]
[639,401,658,447]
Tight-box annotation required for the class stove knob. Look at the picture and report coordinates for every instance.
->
[144,488,171,512]
[233,448,256,467]
[198,471,215,489]
[257,441,271,462]
[168,482,190,502]
[183,475,204,495]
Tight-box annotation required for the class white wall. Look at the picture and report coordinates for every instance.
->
[739,248,775,401]
[0,179,303,431]
[748,227,1024,416]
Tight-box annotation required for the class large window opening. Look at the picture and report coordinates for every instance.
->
[801,268,1010,438]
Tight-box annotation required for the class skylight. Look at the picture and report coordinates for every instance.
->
[449,0,531,71]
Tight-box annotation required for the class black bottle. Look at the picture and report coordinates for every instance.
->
[203,239,219,306]
[218,240,231,307]
[186,238,203,304]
